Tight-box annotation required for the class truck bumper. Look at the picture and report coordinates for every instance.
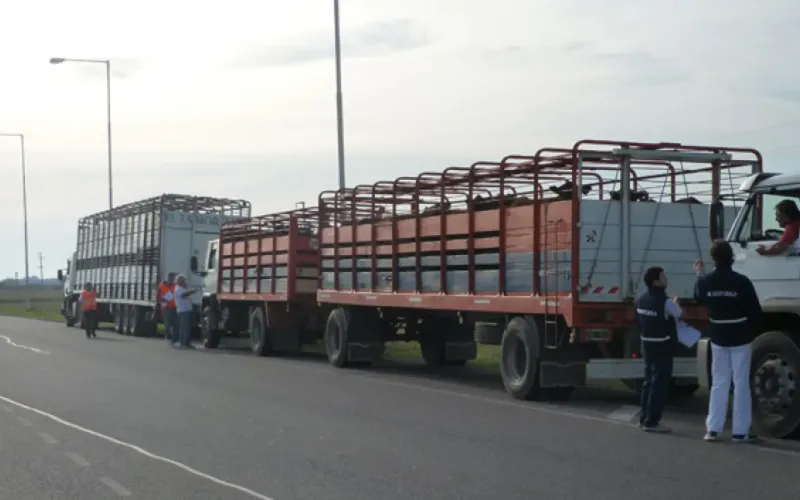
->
[586,358,698,380]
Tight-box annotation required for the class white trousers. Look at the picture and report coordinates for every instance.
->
[706,342,753,435]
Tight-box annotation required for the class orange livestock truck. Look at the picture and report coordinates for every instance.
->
[315,139,761,401]
[192,205,326,355]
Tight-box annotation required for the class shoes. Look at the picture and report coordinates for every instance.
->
[703,431,719,442]
[732,434,759,444]
[641,424,672,434]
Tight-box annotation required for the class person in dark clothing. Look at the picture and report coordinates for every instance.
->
[635,266,682,433]
[694,240,762,443]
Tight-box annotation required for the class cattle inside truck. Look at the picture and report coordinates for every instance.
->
[59,194,252,336]
[315,139,760,401]
[194,205,325,355]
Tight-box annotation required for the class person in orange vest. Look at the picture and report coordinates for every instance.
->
[157,272,177,345]
[79,282,98,339]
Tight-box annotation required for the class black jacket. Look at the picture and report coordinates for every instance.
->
[694,266,762,347]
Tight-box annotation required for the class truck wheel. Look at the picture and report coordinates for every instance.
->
[131,307,148,337]
[500,316,542,400]
[124,306,135,335]
[74,305,84,330]
[202,306,222,349]
[474,322,503,345]
[751,331,800,438]
[249,308,272,357]
[65,300,76,327]
[325,308,351,368]
[113,307,124,334]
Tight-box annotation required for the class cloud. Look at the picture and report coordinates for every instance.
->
[228,18,431,68]
[483,43,689,88]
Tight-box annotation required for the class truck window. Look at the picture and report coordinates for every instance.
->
[736,193,800,241]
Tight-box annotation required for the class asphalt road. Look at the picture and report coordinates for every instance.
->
[0,317,798,500]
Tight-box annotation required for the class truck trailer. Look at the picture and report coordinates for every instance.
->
[312,139,757,401]
[58,193,251,336]
[698,170,800,438]
[195,204,325,353]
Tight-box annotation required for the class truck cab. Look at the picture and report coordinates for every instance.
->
[192,239,219,300]
[56,252,81,326]
[699,172,800,437]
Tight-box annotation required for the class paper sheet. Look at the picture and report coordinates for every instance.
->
[676,320,701,348]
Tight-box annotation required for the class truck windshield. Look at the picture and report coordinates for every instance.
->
[732,192,800,242]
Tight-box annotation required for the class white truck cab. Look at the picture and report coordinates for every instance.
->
[699,171,800,438]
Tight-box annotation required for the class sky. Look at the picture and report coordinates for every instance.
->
[1,0,799,279]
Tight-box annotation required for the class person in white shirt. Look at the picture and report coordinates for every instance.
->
[172,275,198,349]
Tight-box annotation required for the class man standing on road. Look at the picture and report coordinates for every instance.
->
[635,266,681,434]
[79,282,98,339]
[694,240,762,443]
[157,273,177,345]
[172,275,197,349]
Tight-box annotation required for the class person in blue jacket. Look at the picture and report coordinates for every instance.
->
[635,266,682,433]
[694,240,762,443]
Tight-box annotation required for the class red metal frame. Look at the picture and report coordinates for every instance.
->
[316,139,763,328]
[217,206,320,303]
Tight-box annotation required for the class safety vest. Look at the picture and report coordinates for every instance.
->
[635,289,675,343]
[80,290,97,312]
[158,282,176,309]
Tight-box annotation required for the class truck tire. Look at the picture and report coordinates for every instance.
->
[65,300,76,327]
[114,307,124,334]
[202,306,222,349]
[325,308,351,368]
[131,307,148,337]
[474,322,503,345]
[249,307,272,357]
[751,331,800,438]
[500,316,542,400]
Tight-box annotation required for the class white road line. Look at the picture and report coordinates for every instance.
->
[38,431,58,445]
[0,393,275,500]
[606,405,641,423]
[16,416,32,427]
[100,477,132,497]
[0,335,50,354]
[64,451,90,467]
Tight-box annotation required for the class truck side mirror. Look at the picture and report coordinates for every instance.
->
[190,256,198,272]
[57,270,64,282]
[709,200,724,241]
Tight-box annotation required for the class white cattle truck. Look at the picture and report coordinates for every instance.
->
[698,171,800,438]
[57,194,251,336]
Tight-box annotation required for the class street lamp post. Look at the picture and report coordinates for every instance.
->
[49,57,114,209]
[0,133,30,286]
[333,0,346,189]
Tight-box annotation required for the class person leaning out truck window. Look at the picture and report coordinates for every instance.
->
[756,199,800,255]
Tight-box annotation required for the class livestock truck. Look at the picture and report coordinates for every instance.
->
[194,204,325,353]
[697,170,800,438]
[58,194,251,335]
[193,139,757,406]
[313,139,754,400]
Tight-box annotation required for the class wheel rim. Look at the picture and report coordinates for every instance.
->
[753,354,797,424]
[504,335,528,385]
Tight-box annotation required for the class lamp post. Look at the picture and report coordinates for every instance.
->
[49,57,114,209]
[333,0,346,189]
[0,133,30,286]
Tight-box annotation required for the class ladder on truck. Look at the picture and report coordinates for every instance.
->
[542,218,565,350]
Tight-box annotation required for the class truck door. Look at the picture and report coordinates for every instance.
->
[731,193,800,301]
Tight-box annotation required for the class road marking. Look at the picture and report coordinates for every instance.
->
[606,405,641,423]
[0,393,275,500]
[100,477,132,497]
[64,451,90,467]
[0,335,50,354]
[38,432,58,445]
[16,416,32,427]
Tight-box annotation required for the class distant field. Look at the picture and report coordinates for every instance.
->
[0,288,64,322]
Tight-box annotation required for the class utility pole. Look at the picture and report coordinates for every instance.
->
[38,252,44,284]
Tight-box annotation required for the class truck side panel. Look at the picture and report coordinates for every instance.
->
[319,200,736,299]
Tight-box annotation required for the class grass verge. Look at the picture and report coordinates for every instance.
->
[0,289,64,322]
